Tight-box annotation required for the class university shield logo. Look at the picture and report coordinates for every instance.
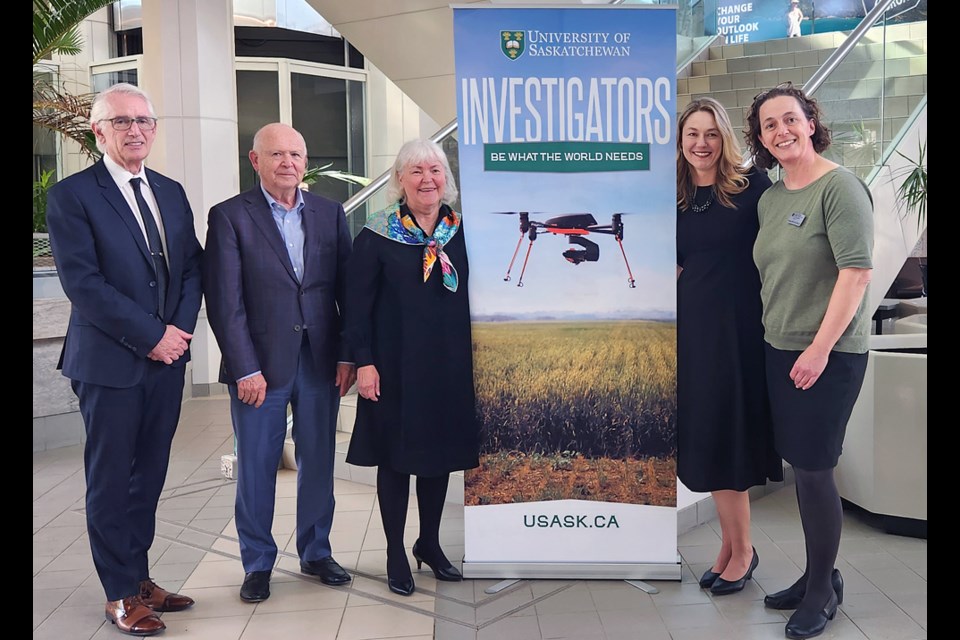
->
[501,30,525,60]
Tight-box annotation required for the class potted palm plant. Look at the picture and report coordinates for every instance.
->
[894,140,927,295]
[33,1,114,267]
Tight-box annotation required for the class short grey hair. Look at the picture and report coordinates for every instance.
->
[386,138,459,205]
[89,83,157,153]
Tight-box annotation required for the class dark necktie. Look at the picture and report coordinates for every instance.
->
[129,177,168,320]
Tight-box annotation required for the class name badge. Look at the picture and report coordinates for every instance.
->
[787,212,806,227]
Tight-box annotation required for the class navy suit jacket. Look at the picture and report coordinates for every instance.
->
[202,187,352,388]
[46,160,204,388]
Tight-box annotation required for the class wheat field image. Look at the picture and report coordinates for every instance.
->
[465,320,677,507]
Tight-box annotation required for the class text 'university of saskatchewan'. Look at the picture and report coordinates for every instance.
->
[510,29,633,57]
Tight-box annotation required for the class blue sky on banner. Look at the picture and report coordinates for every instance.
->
[454,7,676,319]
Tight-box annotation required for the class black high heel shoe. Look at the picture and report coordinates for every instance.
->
[387,574,415,596]
[784,590,839,639]
[412,539,463,582]
[386,551,415,596]
[764,569,843,610]
[710,547,759,596]
[698,568,721,589]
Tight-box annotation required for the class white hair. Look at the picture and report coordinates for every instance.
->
[89,83,157,153]
[386,138,459,205]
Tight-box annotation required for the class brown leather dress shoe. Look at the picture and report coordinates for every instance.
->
[104,595,166,636]
[139,579,195,612]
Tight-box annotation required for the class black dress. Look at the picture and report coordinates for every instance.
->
[344,204,480,477]
[676,168,783,492]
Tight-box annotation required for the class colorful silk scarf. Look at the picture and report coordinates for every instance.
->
[363,202,461,292]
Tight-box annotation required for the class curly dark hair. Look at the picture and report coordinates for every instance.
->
[743,82,832,170]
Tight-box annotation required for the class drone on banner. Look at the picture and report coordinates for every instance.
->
[492,212,636,288]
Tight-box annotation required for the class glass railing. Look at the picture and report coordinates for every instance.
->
[808,2,927,182]
[615,0,714,68]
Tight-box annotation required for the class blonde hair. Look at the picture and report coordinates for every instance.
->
[676,97,749,211]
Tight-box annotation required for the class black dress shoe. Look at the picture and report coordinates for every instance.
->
[698,568,721,589]
[387,574,416,596]
[240,571,271,602]
[785,590,839,639]
[300,556,352,585]
[764,569,843,610]
[710,547,759,596]
[412,539,463,582]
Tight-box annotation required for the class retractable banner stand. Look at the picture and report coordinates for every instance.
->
[454,4,679,580]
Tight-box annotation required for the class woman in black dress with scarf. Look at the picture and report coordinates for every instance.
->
[676,97,782,595]
[344,138,479,597]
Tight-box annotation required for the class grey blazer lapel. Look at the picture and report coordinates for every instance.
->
[244,190,300,283]
[300,196,322,285]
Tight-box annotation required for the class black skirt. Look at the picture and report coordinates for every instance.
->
[764,343,868,470]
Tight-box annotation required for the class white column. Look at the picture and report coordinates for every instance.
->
[140,0,238,387]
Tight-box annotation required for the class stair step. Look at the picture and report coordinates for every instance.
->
[704,21,922,61]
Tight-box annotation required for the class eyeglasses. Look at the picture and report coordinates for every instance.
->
[98,116,158,131]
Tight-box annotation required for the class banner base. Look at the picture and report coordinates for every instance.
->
[461,561,681,581]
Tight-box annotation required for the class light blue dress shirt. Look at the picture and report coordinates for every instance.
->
[261,185,306,283]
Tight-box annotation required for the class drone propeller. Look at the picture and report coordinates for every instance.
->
[494,211,640,288]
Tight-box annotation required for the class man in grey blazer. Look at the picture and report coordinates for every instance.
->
[202,123,356,602]
[46,83,202,636]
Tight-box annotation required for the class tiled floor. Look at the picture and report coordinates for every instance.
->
[33,394,927,639]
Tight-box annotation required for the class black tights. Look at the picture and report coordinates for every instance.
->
[794,466,843,610]
[376,467,450,578]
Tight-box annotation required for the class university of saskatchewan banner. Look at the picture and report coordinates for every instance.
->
[454,4,679,580]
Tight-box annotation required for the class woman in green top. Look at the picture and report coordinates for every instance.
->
[744,82,873,640]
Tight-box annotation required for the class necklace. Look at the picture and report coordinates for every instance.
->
[690,186,714,213]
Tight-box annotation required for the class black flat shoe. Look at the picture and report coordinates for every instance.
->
[710,547,758,596]
[698,568,721,589]
[412,539,463,581]
[240,571,271,602]
[784,591,839,639]
[387,575,416,596]
[300,556,352,586]
[764,569,843,610]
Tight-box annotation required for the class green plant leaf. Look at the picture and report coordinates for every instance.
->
[302,163,371,187]
[34,0,117,64]
[33,168,56,233]
[893,140,927,232]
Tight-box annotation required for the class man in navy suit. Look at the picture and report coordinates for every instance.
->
[202,123,356,602]
[46,83,203,636]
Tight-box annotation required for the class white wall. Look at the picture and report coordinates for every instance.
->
[362,61,441,213]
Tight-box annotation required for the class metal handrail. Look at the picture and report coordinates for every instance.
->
[343,118,457,216]
[804,0,896,97]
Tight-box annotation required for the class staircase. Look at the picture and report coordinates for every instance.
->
[677,21,927,181]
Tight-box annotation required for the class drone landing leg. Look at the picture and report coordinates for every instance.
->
[503,234,525,281]
[516,240,535,287]
[616,238,637,288]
